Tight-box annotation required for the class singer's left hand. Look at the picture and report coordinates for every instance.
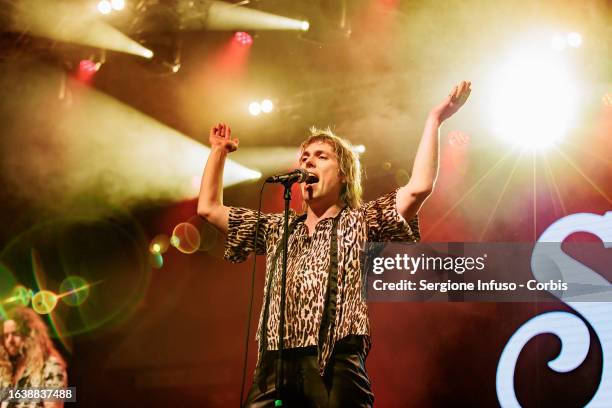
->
[430,80,471,123]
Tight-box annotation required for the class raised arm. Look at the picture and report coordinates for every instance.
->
[396,80,471,221]
[197,123,239,236]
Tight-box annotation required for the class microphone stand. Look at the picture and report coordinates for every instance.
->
[275,179,292,407]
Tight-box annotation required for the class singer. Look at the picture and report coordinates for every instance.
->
[197,81,471,407]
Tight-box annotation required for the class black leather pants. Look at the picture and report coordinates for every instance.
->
[244,337,374,408]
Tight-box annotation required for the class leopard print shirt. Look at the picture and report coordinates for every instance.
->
[224,189,420,375]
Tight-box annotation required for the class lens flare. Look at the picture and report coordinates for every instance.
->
[31,290,58,314]
[395,169,410,186]
[59,276,90,307]
[4,285,33,307]
[149,234,170,254]
[171,223,201,254]
[149,252,164,269]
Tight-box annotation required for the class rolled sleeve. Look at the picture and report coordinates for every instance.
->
[224,206,275,263]
[364,189,420,242]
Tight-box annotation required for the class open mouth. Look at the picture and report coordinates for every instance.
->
[305,172,319,185]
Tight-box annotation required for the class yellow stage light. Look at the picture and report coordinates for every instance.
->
[485,49,579,150]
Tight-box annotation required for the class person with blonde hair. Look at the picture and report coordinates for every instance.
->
[198,81,471,406]
[0,307,67,408]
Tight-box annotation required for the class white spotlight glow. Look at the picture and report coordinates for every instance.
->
[301,21,310,31]
[110,0,125,11]
[142,49,154,59]
[550,34,566,51]
[248,102,261,116]
[261,99,274,113]
[567,32,582,48]
[353,144,366,154]
[97,0,112,14]
[485,49,579,150]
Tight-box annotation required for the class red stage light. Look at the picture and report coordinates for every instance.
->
[79,59,100,74]
[234,31,253,46]
[76,59,101,83]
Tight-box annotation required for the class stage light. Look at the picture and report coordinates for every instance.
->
[234,31,253,46]
[567,32,582,48]
[79,59,101,73]
[353,144,366,154]
[485,50,579,149]
[97,0,112,14]
[603,93,612,108]
[261,99,274,113]
[550,34,566,51]
[110,0,125,11]
[13,0,155,59]
[248,101,262,116]
[301,21,310,31]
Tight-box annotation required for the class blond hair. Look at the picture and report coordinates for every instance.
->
[300,127,363,208]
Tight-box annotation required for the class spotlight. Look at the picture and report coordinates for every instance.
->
[79,59,101,73]
[111,0,125,11]
[550,34,566,51]
[248,101,261,116]
[485,50,579,149]
[261,99,274,113]
[567,32,582,48]
[353,144,366,154]
[301,21,310,31]
[97,0,112,14]
[234,31,253,46]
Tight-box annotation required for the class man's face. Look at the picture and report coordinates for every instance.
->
[299,141,345,205]
[3,320,23,358]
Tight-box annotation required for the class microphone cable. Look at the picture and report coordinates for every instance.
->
[239,182,266,407]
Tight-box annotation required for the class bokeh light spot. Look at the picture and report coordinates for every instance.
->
[395,169,410,186]
[59,276,90,307]
[171,223,201,254]
[149,234,170,254]
[31,290,58,314]
[149,252,164,269]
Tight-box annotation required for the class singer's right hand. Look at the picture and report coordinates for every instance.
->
[209,123,239,153]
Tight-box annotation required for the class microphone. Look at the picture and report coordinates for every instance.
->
[265,168,319,184]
